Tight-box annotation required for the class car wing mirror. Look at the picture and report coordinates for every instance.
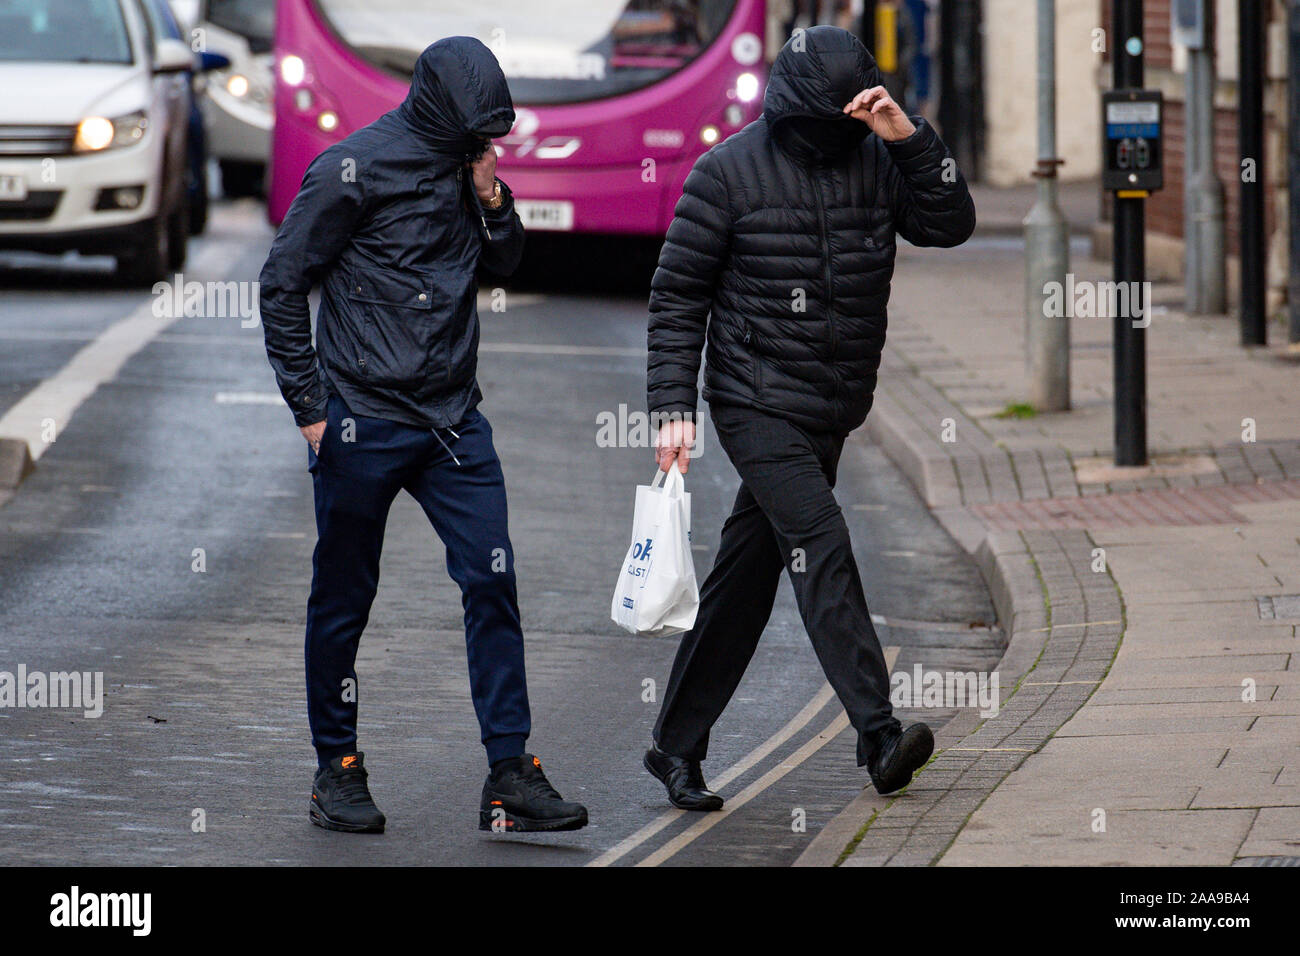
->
[155,38,195,74]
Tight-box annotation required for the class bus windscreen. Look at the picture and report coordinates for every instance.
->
[311,0,737,104]
[208,0,275,53]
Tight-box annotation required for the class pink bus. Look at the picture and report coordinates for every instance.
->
[267,0,772,235]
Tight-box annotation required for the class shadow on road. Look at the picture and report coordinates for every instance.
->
[508,233,662,297]
[0,254,118,290]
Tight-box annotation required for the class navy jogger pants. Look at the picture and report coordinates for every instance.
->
[305,394,531,768]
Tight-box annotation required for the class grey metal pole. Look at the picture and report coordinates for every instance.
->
[1024,0,1069,411]
[1183,0,1226,314]
[1290,0,1300,342]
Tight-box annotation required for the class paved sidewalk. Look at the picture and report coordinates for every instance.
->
[810,184,1300,866]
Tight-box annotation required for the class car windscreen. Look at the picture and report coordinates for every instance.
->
[311,0,737,105]
[0,0,134,64]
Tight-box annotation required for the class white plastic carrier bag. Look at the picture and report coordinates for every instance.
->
[610,465,699,637]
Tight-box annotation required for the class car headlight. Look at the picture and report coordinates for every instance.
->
[74,111,148,152]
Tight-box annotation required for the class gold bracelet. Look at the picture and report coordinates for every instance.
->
[483,181,504,209]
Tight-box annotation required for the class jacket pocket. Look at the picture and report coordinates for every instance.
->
[347,266,444,389]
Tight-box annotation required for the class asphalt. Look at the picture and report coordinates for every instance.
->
[0,200,996,866]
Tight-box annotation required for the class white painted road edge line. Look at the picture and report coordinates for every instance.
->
[0,241,244,460]
[588,646,900,868]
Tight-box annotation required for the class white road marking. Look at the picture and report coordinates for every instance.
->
[478,342,643,357]
[589,646,900,867]
[475,291,545,309]
[0,242,243,459]
[0,330,99,343]
[214,391,286,406]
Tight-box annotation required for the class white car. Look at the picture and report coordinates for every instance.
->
[189,0,274,197]
[0,0,199,283]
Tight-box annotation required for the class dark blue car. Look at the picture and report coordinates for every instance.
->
[139,0,229,234]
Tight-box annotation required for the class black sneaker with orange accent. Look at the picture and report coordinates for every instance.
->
[310,751,386,834]
[479,754,588,833]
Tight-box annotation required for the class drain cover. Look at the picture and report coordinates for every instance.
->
[1233,856,1300,866]
[1257,595,1300,620]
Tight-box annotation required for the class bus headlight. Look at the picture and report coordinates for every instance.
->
[724,104,745,126]
[74,112,148,152]
[280,54,306,86]
[735,72,760,103]
[700,124,720,145]
[317,110,339,132]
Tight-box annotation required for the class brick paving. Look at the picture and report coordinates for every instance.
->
[842,529,1123,866]
[971,477,1300,531]
[827,191,1300,867]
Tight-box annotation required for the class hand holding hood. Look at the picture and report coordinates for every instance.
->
[398,36,516,158]
[763,26,883,160]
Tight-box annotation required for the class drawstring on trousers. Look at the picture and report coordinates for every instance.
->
[432,426,461,466]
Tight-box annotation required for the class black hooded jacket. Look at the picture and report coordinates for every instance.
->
[260,37,524,430]
[646,26,976,435]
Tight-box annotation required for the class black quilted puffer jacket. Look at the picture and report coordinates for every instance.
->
[646,26,976,435]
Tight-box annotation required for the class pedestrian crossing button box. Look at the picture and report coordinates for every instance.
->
[1102,90,1163,194]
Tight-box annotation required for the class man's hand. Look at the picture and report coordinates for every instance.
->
[655,419,696,474]
[469,140,499,203]
[300,420,326,454]
[843,86,916,142]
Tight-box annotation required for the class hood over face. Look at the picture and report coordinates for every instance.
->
[763,26,883,161]
[398,36,516,158]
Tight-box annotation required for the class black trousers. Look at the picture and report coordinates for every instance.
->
[653,402,901,766]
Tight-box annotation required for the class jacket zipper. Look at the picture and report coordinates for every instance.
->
[811,171,841,405]
[743,321,762,393]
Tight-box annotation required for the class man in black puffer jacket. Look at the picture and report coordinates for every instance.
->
[643,26,975,809]
[260,37,586,836]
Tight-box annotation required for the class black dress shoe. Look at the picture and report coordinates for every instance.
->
[643,743,723,811]
[310,752,386,833]
[868,723,935,795]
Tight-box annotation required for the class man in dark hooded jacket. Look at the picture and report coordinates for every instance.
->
[259,37,587,835]
[644,26,976,809]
